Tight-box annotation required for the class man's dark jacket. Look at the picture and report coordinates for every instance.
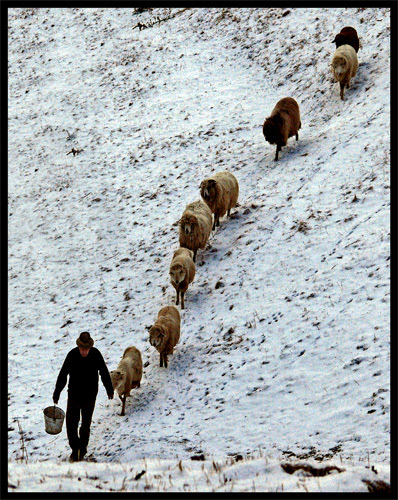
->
[53,347,113,402]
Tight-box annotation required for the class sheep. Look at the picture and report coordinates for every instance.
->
[262,97,301,161]
[110,346,143,416]
[331,44,358,100]
[200,171,239,230]
[332,26,360,53]
[148,306,181,368]
[169,247,196,310]
[178,200,212,262]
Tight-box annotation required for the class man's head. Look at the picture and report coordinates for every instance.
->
[76,332,94,357]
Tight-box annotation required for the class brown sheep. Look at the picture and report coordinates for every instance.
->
[332,26,360,53]
[331,44,358,100]
[262,97,301,161]
[200,171,239,230]
[179,200,212,262]
[149,306,181,368]
[169,247,196,310]
[110,346,142,416]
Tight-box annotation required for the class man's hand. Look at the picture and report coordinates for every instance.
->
[53,395,59,405]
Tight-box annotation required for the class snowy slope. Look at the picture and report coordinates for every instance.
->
[8,7,390,492]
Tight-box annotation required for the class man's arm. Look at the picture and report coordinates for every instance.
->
[53,352,71,404]
[97,351,114,399]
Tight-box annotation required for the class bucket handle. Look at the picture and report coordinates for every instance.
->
[43,403,58,411]
[43,404,59,419]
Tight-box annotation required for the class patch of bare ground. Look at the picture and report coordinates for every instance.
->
[362,479,391,494]
[281,463,345,477]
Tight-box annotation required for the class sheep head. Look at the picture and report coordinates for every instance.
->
[332,54,348,77]
[110,370,123,389]
[200,178,217,202]
[149,325,167,350]
[179,215,198,235]
[333,33,351,47]
[332,33,340,44]
[263,116,282,145]
[169,262,186,287]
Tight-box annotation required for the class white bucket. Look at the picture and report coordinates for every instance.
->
[43,405,65,435]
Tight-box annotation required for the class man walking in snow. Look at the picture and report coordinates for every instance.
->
[53,332,114,462]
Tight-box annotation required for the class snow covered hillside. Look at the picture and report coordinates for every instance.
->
[8,7,390,493]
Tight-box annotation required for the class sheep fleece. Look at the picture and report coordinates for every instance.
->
[331,44,358,98]
[333,26,360,53]
[200,171,239,226]
[262,97,301,160]
[149,306,181,355]
[110,346,143,398]
[169,248,196,305]
[179,200,212,254]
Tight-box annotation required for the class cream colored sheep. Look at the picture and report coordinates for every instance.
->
[200,171,239,230]
[179,200,212,262]
[331,44,358,100]
[110,346,142,416]
[169,247,196,310]
[149,306,181,368]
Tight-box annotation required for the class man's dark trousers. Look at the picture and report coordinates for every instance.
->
[66,398,96,455]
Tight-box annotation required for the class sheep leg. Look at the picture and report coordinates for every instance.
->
[193,250,197,262]
[275,145,281,161]
[339,82,345,100]
[164,354,168,368]
[176,289,180,306]
[212,217,216,231]
[121,395,126,416]
[296,132,299,141]
[160,353,164,367]
[181,292,185,310]
[227,209,230,217]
